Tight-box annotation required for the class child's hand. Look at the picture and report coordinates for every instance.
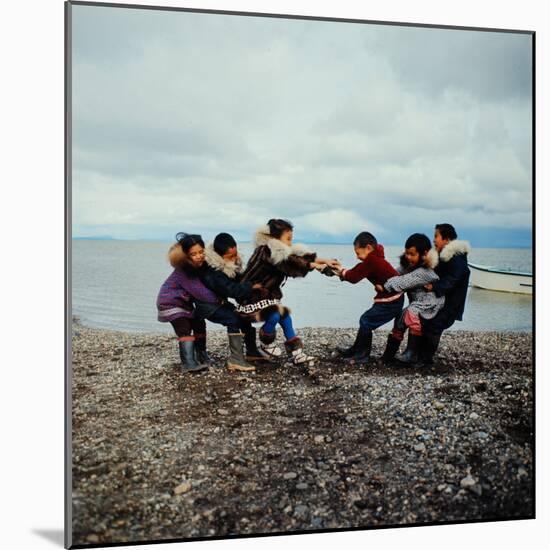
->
[326,259,342,269]
[375,284,384,293]
[424,283,433,291]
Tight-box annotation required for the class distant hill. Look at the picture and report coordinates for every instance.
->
[73,236,115,240]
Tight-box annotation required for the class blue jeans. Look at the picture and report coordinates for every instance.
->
[359,296,404,333]
[262,311,297,341]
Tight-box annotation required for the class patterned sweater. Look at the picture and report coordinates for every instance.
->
[383,249,445,319]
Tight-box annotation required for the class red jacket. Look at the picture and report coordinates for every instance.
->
[341,244,403,303]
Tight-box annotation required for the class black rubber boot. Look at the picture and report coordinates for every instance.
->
[336,328,364,358]
[345,330,373,365]
[381,334,401,365]
[226,333,256,372]
[178,341,207,373]
[194,337,212,366]
[244,326,270,362]
[395,334,422,365]
[420,333,441,366]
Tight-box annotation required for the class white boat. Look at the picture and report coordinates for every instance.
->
[468,263,533,295]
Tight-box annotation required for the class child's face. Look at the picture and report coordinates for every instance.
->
[187,244,205,267]
[354,244,373,261]
[404,246,421,267]
[280,229,293,246]
[433,230,449,253]
[222,246,238,262]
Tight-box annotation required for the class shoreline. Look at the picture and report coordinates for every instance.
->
[70,324,533,545]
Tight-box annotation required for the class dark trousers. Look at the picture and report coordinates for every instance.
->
[421,306,457,337]
[359,295,405,333]
[193,301,243,333]
[170,317,206,340]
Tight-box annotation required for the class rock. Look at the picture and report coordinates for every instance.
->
[314,435,325,444]
[433,401,445,410]
[294,505,309,519]
[460,475,477,489]
[283,472,298,480]
[217,409,229,416]
[87,534,100,543]
[174,481,192,495]
[469,412,479,420]
[296,483,309,490]
[311,517,323,528]
[414,443,426,452]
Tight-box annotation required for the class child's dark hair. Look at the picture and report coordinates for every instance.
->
[435,223,457,241]
[213,232,237,256]
[175,232,205,252]
[400,233,432,269]
[169,232,204,268]
[267,219,293,238]
[353,232,377,249]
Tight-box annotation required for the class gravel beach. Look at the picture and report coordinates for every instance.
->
[70,323,533,546]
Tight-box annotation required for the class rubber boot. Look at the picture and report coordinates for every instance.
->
[345,329,373,365]
[226,333,256,372]
[336,328,364,358]
[284,337,315,366]
[395,334,422,365]
[178,340,207,373]
[381,334,401,365]
[194,336,212,366]
[420,333,441,366]
[244,326,271,362]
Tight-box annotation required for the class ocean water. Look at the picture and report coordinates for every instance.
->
[72,241,533,333]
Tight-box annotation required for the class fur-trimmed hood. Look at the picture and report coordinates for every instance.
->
[204,243,244,279]
[253,225,314,265]
[425,248,439,269]
[439,239,471,263]
[400,247,439,271]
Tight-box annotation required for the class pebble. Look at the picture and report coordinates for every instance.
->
[469,412,479,420]
[217,409,229,416]
[296,483,309,490]
[283,472,298,480]
[460,475,477,489]
[174,482,192,495]
[414,443,426,452]
[293,505,309,519]
[314,435,325,444]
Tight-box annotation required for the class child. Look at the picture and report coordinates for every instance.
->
[420,223,471,365]
[156,233,260,374]
[203,232,270,363]
[376,233,444,365]
[236,219,337,365]
[333,231,405,364]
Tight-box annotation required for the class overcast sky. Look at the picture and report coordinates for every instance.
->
[71,5,532,247]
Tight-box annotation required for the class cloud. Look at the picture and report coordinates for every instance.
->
[70,5,532,246]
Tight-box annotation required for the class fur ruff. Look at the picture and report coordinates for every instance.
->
[254,226,313,266]
[439,239,471,263]
[204,243,244,279]
[425,248,439,269]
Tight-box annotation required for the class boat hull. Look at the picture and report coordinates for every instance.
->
[468,263,532,295]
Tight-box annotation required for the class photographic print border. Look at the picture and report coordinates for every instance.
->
[64,1,536,548]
